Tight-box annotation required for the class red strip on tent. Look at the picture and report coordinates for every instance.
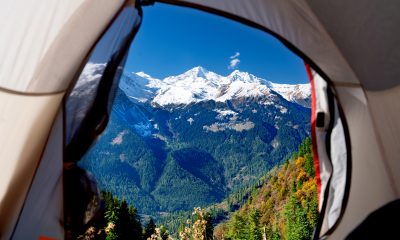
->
[305,62,322,209]
[39,236,57,240]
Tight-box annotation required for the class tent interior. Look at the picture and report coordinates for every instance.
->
[0,0,399,239]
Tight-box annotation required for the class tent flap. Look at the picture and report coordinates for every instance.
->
[0,0,125,93]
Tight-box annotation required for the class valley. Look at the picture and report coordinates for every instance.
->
[77,63,311,218]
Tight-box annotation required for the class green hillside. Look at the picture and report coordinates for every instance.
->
[214,137,318,240]
[79,91,310,215]
[151,137,318,239]
[75,138,317,240]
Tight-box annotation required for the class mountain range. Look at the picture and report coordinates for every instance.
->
[76,63,311,216]
[118,66,310,108]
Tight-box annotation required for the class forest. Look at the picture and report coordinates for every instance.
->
[77,138,318,239]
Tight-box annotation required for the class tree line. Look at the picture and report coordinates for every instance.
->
[77,137,317,240]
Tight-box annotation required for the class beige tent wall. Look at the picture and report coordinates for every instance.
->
[0,91,63,239]
[323,86,397,238]
[0,0,125,94]
[12,110,64,240]
[367,87,400,192]
[0,0,84,92]
[306,0,400,91]
[300,2,400,230]
[0,0,127,238]
[303,1,400,236]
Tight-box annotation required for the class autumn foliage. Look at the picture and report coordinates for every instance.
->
[214,138,318,239]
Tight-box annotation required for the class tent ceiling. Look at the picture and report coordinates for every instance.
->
[0,0,84,92]
[0,0,125,94]
[307,0,400,91]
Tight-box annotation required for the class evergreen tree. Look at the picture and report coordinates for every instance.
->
[283,195,313,240]
[247,209,262,240]
[103,192,143,240]
[217,137,318,240]
[226,213,247,240]
[144,218,156,239]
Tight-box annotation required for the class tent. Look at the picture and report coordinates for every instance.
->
[0,0,399,239]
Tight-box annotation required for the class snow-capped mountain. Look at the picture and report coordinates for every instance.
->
[70,63,106,97]
[72,63,310,108]
[119,65,311,107]
[119,71,165,103]
[77,63,312,216]
[151,67,276,106]
[269,82,311,107]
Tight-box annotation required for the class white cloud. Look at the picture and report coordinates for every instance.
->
[228,52,241,69]
[230,52,240,59]
[228,58,240,69]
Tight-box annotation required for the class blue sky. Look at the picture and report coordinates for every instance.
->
[125,3,308,84]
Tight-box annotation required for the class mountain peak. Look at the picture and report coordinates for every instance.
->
[136,71,153,79]
[228,69,260,84]
[192,66,207,72]
[184,66,209,78]
[229,69,248,77]
[230,69,241,74]
[116,65,311,107]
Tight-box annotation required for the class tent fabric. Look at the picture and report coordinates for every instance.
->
[345,199,400,239]
[0,0,134,238]
[65,3,141,164]
[0,0,125,93]
[306,0,400,91]
[0,91,64,239]
[310,69,349,235]
[327,85,397,239]
[63,4,142,237]
[66,4,141,147]
[0,0,84,92]
[0,0,399,239]
[309,69,332,212]
[11,110,64,240]
[324,98,347,231]
[367,87,400,192]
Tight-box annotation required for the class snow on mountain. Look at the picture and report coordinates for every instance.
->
[144,67,310,107]
[216,70,272,102]
[67,62,107,142]
[119,71,165,103]
[153,67,223,106]
[163,66,224,86]
[136,72,165,88]
[269,82,311,104]
[75,64,310,107]
[70,62,106,97]
[148,67,279,106]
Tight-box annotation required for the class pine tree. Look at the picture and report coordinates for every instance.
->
[226,212,247,240]
[217,137,318,240]
[103,192,143,240]
[247,209,262,240]
[144,218,156,239]
[283,195,313,240]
